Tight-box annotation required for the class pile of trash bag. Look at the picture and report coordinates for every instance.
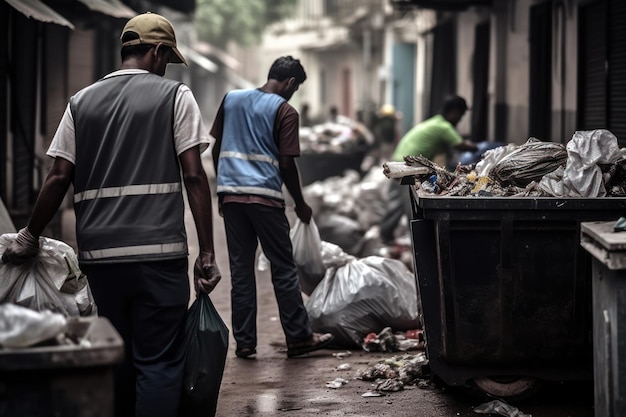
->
[299,116,374,154]
[303,168,391,258]
[398,129,626,199]
[305,241,421,348]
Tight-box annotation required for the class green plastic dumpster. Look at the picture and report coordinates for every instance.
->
[0,316,124,417]
[410,194,626,400]
[580,220,626,417]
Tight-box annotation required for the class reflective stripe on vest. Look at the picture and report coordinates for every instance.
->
[79,242,187,261]
[216,184,283,200]
[74,182,182,203]
[219,151,279,167]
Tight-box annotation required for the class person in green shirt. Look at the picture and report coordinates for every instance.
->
[392,95,476,162]
[381,95,477,243]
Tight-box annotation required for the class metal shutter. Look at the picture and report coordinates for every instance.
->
[578,0,607,131]
[608,0,626,142]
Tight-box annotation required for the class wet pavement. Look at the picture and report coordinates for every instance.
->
[199,199,595,416]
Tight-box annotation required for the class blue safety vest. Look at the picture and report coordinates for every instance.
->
[217,89,286,201]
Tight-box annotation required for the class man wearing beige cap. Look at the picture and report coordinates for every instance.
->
[2,12,220,417]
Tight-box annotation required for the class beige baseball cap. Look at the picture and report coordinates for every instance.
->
[120,12,187,65]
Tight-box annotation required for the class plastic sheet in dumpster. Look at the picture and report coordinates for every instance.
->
[0,233,97,317]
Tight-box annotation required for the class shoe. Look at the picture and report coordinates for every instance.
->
[287,333,335,358]
[235,347,256,359]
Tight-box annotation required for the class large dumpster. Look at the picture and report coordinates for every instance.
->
[410,194,626,400]
[0,316,124,417]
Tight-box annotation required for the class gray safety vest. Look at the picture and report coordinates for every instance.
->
[70,73,187,264]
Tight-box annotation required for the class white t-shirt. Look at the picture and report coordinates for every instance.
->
[47,69,211,164]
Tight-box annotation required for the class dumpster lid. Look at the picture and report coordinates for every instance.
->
[414,194,626,211]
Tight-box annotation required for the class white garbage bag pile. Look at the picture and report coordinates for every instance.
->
[303,167,390,258]
[305,242,421,348]
[299,117,374,154]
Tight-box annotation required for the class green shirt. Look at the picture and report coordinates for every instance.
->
[392,114,462,161]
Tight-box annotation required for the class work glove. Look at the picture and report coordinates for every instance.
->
[193,251,221,294]
[2,227,40,265]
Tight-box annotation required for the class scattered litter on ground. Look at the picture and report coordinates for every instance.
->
[325,378,349,389]
[355,352,429,396]
[361,391,385,397]
[473,399,531,417]
[278,407,303,412]
[332,351,353,359]
[335,363,351,371]
[362,327,424,352]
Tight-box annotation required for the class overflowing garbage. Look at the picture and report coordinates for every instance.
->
[388,130,626,198]
[270,129,626,356]
[299,117,374,154]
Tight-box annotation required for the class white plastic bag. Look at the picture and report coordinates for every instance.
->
[306,249,421,348]
[0,303,67,348]
[562,129,622,197]
[290,219,326,296]
[0,234,97,316]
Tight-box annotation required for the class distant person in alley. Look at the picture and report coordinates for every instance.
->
[1,12,220,417]
[210,55,334,359]
[380,95,477,242]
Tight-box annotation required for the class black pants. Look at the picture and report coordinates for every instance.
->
[222,202,312,350]
[83,258,189,417]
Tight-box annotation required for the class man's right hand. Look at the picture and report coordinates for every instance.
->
[193,251,221,294]
[295,203,312,224]
[2,227,40,265]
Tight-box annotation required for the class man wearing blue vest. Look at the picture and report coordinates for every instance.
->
[2,13,221,417]
[210,56,334,359]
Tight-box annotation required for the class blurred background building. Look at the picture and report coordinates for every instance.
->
[2,0,625,237]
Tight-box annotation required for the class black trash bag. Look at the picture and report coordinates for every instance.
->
[180,293,229,417]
